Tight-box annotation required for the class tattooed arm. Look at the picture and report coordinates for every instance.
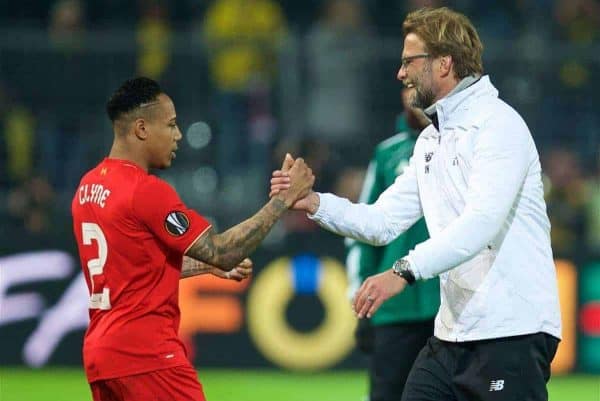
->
[185,157,314,269]
[181,256,253,280]
[180,256,216,278]
[186,197,288,269]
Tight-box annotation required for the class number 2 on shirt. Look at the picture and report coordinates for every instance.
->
[82,222,112,310]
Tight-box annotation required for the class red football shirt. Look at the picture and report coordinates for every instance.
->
[71,158,211,382]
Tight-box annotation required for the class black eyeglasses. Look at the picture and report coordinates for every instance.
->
[400,53,431,69]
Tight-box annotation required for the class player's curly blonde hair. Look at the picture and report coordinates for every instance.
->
[403,7,484,79]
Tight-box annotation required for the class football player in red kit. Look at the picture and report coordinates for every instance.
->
[72,77,314,401]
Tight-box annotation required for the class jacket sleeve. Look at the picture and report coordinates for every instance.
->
[406,108,532,280]
[310,152,423,246]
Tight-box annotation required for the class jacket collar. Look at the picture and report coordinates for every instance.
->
[424,75,497,131]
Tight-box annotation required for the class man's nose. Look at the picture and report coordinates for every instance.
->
[397,65,407,81]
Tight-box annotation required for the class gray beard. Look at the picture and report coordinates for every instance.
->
[410,62,435,109]
[411,87,435,109]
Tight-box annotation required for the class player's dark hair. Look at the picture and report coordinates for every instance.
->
[106,77,162,122]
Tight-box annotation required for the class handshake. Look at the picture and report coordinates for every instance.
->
[269,153,321,215]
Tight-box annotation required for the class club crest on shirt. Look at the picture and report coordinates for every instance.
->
[165,211,190,236]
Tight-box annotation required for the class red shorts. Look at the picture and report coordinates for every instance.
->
[90,365,206,401]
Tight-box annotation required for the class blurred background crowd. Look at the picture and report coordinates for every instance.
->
[0,0,598,263]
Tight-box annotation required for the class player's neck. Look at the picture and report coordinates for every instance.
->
[109,141,149,172]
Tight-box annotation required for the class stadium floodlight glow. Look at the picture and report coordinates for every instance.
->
[186,121,212,149]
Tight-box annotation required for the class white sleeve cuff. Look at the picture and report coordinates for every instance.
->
[403,255,423,281]
[307,192,327,221]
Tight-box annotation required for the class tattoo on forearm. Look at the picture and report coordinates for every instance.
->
[187,198,287,268]
[180,258,212,279]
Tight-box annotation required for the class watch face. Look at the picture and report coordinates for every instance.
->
[393,259,411,273]
[393,259,405,273]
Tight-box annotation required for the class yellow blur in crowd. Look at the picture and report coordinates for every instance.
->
[202,0,287,91]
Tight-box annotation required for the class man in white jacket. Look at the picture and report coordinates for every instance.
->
[271,7,561,401]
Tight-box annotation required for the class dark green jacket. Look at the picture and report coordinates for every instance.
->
[346,115,440,325]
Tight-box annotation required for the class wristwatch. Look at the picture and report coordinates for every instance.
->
[392,258,416,285]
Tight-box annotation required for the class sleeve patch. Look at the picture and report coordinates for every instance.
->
[165,211,190,236]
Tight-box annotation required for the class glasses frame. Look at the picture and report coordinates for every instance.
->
[400,53,431,69]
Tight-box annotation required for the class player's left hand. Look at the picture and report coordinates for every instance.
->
[353,269,407,318]
[211,258,253,281]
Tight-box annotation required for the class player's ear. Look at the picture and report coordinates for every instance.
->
[439,55,453,78]
[133,118,148,140]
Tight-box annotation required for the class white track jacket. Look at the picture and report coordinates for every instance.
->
[310,76,562,341]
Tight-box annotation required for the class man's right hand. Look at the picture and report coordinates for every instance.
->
[270,154,320,214]
[272,154,315,208]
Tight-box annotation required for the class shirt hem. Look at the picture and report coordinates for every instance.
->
[434,327,562,342]
[87,361,190,383]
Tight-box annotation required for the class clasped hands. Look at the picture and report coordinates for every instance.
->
[269,153,320,214]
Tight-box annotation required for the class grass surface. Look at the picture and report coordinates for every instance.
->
[0,368,598,401]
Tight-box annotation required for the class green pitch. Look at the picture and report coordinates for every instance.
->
[0,368,598,401]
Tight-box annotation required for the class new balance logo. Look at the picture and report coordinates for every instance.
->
[489,380,504,392]
[424,152,434,174]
